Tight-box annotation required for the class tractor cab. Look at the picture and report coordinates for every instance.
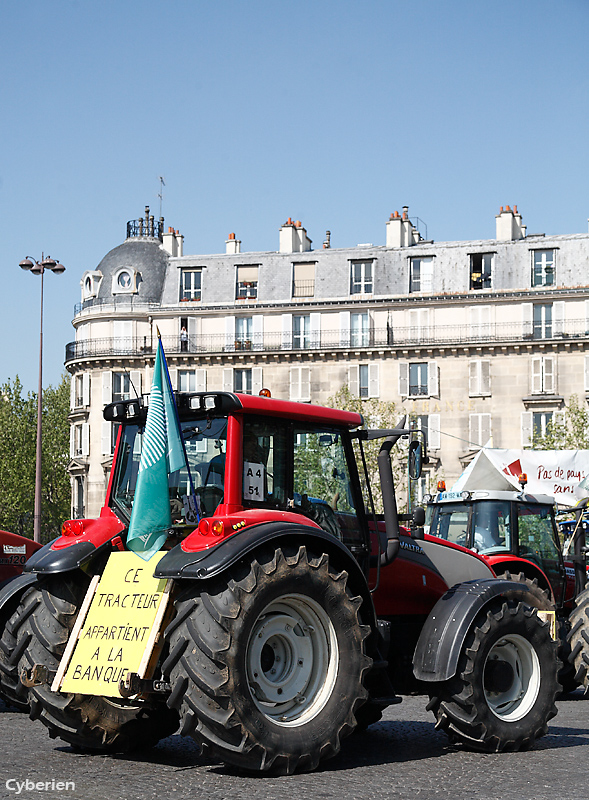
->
[425,489,567,605]
[105,391,371,567]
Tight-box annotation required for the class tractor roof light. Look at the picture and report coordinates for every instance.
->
[437,480,446,492]
[519,473,528,489]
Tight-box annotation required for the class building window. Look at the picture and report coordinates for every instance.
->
[293,315,310,349]
[533,303,552,339]
[409,362,429,396]
[292,263,315,297]
[236,266,258,299]
[359,365,369,397]
[73,423,90,457]
[469,413,491,448]
[469,360,491,396]
[81,271,102,301]
[533,411,553,439]
[112,373,131,402]
[349,364,379,398]
[234,368,252,394]
[413,414,441,450]
[399,361,438,398]
[290,366,311,402]
[73,477,85,519]
[409,257,433,293]
[180,269,202,301]
[532,250,555,287]
[235,316,253,349]
[350,261,373,294]
[179,370,197,392]
[531,356,555,394]
[351,312,369,347]
[74,374,86,408]
[470,253,493,290]
[112,267,137,294]
[110,422,120,455]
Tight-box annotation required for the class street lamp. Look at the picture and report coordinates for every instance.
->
[19,255,66,543]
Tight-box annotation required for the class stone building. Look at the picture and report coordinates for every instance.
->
[65,205,589,519]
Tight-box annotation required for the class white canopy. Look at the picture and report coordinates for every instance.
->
[450,448,589,507]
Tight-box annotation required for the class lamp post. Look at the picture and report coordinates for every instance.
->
[19,255,66,543]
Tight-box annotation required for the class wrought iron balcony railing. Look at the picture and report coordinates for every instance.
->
[65,317,589,363]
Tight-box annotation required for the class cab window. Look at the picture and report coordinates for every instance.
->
[472,501,511,554]
[429,503,470,547]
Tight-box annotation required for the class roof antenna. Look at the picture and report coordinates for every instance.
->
[158,176,166,218]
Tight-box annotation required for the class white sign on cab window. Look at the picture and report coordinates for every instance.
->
[243,461,264,501]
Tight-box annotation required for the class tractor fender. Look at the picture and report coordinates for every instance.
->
[155,521,377,630]
[413,578,539,682]
[0,572,38,616]
[23,538,115,575]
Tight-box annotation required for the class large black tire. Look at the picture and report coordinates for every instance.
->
[163,544,371,774]
[495,571,553,610]
[426,600,559,752]
[11,571,179,751]
[568,586,589,693]
[496,570,578,695]
[0,591,32,711]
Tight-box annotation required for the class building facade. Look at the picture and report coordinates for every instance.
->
[65,205,589,519]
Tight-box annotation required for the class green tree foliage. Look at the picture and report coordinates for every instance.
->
[0,374,71,543]
[532,395,589,450]
[326,386,407,512]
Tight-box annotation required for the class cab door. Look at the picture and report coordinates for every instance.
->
[515,503,566,605]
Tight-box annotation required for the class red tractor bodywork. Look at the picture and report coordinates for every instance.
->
[0,531,41,586]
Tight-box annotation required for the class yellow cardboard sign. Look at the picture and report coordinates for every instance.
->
[58,551,169,698]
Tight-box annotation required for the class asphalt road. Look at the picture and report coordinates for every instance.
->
[1,691,587,800]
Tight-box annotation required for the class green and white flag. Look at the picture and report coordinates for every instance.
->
[127,339,185,560]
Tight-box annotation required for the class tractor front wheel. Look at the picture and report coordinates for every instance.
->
[9,571,178,751]
[163,544,371,774]
[427,600,559,752]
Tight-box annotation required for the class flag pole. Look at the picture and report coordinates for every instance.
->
[156,330,201,523]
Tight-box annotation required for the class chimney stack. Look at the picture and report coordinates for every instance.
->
[226,232,241,254]
[496,205,526,241]
[386,207,421,248]
[279,217,312,253]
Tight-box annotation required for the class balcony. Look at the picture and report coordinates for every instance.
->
[64,318,589,364]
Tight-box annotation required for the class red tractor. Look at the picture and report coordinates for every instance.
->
[0,530,42,709]
[425,485,589,694]
[0,393,560,773]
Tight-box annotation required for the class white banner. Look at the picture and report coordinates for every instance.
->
[451,448,589,507]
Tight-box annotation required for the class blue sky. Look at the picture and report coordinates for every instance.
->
[2,0,588,391]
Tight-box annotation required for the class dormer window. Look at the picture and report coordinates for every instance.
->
[112,267,139,294]
[80,270,102,300]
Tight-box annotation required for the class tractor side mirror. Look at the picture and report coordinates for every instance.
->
[408,441,423,480]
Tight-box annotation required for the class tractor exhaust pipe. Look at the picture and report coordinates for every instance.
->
[377,423,405,566]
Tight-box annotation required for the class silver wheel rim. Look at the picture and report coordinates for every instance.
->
[246,594,338,727]
[483,633,541,721]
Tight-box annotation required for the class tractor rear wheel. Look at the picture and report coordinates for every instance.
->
[10,571,179,751]
[163,544,371,774]
[426,600,559,752]
[568,586,589,693]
